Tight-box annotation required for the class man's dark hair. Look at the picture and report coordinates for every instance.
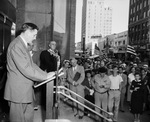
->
[112,65,118,69]
[118,66,123,70]
[21,23,39,33]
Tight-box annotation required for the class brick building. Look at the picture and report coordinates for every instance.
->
[128,0,149,61]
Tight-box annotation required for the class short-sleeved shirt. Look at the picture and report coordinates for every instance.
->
[93,74,111,93]
[109,75,123,89]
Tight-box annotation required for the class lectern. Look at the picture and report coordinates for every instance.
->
[34,71,63,119]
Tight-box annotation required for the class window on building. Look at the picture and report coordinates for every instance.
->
[133,17,135,22]
[137,4,139,11]
[144,0,146,7]
[140,3,142,9]
[131,0,133,5]
[118,41,121,46]
[133,7,135,13]
[132,27,134,31]
[134,0,136,3]
[130,18,132,23]
[144,12,146,18]
[136,15,138,21]
[123,40,125,45]
[130,9,132,14]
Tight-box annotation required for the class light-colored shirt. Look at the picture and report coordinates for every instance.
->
[109,75,123,89]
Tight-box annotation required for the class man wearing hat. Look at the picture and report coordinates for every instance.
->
[92,67,111,122]
[67,58,85,119]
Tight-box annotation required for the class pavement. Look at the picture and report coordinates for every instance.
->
[34,99,150,122]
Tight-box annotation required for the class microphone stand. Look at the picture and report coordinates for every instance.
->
[53,57,59,119]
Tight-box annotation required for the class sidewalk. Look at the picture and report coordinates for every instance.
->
[34,99,150,122]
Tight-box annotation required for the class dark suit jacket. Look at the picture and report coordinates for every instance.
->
[40,50,57,72]
[4,36,47,103]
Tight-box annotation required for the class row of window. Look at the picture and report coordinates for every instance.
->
[129,22,148,32]
[129,33,148,45]
[130,0,147,14]
[130,0,148,6]
[129,10,149,23]
[115,40,126,46]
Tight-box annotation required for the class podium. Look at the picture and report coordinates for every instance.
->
[34,72,64,119]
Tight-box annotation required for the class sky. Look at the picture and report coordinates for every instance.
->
[53,0,130,42]
[75,0,130,42]
[105,0,130,34]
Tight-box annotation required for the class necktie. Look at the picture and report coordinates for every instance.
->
[27,43,33,52]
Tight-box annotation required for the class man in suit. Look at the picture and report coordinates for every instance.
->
[4,23,55,122]
[118,66,127,112]
[40,40,60,109]
[40,41,60,72]
[67,58,85,119]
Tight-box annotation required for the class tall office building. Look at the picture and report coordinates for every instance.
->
[128,0,149,61]
[103,7,112,37]
[82,0,112,54]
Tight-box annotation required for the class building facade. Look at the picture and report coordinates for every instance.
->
[81,0,112,55]
[128,0,149,61]
[102,7,112,37]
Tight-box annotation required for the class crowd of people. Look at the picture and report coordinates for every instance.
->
[0,22,150,122]
[60,56,150,122]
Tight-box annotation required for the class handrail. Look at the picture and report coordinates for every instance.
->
[58,86,113,116]
[55,86,113,122]
[59,91,112,122]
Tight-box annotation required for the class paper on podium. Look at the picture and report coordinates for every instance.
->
[34,68,64,88]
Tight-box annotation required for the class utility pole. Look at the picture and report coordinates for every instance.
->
[82,34,85,55]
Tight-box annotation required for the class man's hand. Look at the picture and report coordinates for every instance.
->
[74,82,79,86]
[89,89,94,95]
[46,71,56,80]
[134,87,139,91]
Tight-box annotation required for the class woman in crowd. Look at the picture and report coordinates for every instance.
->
[130,72,145,122]
[60,60,70,86]
[127,66,136,109]
[60,60,71,101]
[82,70,95,117]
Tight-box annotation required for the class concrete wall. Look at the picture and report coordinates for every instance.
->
[12,0,76,61]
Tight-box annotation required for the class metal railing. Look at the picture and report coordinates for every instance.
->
[56,86,113,122]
